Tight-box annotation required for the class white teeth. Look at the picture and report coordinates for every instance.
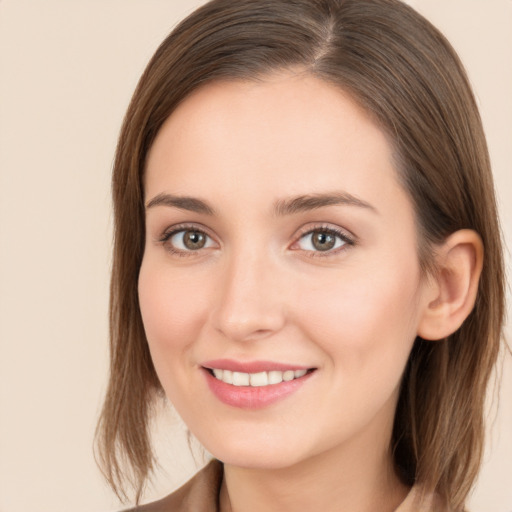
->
[268,371,283,385]
[249,371,268,387]
[283,370,295,382]
[232,371,250,386]
[211,368,310,387]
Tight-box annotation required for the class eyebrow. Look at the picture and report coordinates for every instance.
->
[145,193,216,215]
[145,191,377,216]
[273,192,377,216]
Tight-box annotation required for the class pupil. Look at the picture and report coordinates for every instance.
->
[184,231,205,249]
[313,231,335,251]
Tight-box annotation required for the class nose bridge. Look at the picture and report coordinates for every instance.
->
[212,244,285,342]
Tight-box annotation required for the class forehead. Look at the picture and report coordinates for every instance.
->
[148,73,390,166]
[144,72,409,220]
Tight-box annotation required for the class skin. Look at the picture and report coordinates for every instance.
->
[138,71,447,512]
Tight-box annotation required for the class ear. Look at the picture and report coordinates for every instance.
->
[417,229,483,341]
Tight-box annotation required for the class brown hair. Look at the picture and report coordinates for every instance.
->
[95,0,506,509]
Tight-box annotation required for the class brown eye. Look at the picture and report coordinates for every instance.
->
[311,231,336,251]
[167,229,214,252]
[296,228,349,253]
[183,231,206,250]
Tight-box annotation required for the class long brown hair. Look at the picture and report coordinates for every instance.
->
[95,0,506,508]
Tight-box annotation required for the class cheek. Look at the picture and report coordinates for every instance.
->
[138,261,210,362]
[297,257,421,373]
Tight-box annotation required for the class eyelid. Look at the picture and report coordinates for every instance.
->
[157,223,219,255]
[290,223,356,256]
[156,222,355,257]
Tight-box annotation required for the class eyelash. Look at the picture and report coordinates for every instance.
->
[158,224,215,257]
[158,223,355,258]
[294,225,355,258]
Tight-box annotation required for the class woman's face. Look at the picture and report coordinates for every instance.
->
[139,72,432,470]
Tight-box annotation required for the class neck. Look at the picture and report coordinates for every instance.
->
[220,426,409,512]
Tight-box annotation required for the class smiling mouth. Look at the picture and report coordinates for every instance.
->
[202,364,317,408]
[206,368,315,387]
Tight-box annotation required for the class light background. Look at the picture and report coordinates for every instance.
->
[0,1,510,511]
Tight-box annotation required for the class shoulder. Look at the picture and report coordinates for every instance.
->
[122,459,223,512]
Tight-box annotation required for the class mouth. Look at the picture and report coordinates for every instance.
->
[201,360,317,409]
[206,367,313,387]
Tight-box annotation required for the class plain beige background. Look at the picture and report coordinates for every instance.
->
[0,1,510,511]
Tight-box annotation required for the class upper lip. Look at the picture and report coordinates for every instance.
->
[201,359,313,373]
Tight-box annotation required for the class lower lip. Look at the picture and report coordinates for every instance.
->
[203,368,314,409]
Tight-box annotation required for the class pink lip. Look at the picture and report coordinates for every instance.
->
[202,359,311,373]
[201,362,315,410]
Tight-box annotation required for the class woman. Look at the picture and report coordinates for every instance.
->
[95,0,506,510]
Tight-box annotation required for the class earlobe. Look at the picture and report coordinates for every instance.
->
[417,229,483,341]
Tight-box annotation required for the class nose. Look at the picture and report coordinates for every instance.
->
[211,250,286,343]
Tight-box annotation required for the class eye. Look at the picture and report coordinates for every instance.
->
[295,227,352,253]
[161,228,216,253]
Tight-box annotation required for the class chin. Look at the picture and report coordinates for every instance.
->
[215,449,306,471]
[196,428,315,470]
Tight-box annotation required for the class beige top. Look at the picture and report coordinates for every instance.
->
[126,460,444,512]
